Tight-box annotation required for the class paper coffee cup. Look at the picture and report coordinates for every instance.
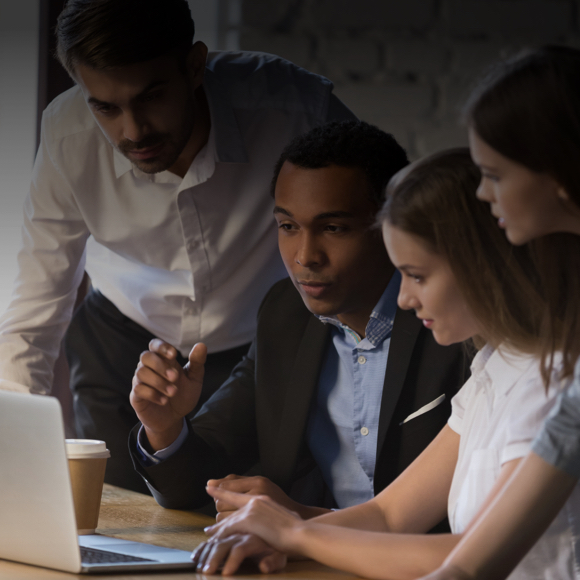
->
[65,439,110,535]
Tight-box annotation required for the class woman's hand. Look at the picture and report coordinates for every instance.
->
[208,474,329,521]
[203,486,305,554]
[192,534,287,575]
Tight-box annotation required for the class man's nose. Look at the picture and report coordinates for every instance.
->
[295,234,324,267]
[122,111,148,143]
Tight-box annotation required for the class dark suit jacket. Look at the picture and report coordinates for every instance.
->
[130,278,470,512]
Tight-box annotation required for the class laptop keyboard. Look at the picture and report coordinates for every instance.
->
[80,545,156,564]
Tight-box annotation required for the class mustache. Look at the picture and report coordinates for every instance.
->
[117,134,168,155]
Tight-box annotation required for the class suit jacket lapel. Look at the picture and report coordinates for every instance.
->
[270,314,330,488]
[376,307,422,457]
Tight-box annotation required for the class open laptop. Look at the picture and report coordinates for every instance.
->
[0,389,198,573]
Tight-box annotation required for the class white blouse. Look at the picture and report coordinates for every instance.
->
[448,344,580,580]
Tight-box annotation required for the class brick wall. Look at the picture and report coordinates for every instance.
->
[239,0,579,159]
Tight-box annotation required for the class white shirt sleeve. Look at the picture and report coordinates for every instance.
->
[501,371,563,465]
[448,378,473,435]
[0,112,90,394]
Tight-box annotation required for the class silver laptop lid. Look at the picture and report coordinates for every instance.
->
[0,390,82,573]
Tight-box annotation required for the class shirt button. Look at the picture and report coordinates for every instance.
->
[357,355,367,364]
[360,426,369,436]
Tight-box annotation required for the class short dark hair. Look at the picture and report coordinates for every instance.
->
[270,120,409,204]
[56,0,195,75]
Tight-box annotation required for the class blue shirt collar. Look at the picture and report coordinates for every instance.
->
[318,269,401,347]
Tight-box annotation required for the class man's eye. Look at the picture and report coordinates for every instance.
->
[325,225,346,233]
[278,223,294,231]
[94,104,116,115]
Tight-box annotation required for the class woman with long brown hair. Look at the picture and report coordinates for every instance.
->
[421,45,580,580]
[189,149,578,580]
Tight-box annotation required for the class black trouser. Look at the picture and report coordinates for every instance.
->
[64,289,251,494]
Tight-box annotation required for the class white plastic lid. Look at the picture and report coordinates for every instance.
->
[65,439,110,459]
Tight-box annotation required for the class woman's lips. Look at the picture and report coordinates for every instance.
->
[421,319,433,329]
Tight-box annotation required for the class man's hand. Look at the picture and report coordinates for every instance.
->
[130,339,207,450]
[192,534,287,575]
[208,474,330,521]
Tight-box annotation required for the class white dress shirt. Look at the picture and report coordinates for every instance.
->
[448,344,580,580]
[0,51,354,394]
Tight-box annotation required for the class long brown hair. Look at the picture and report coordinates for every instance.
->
[379,148,545,355]
[464,45,580,382]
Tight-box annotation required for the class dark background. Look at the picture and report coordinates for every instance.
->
[5,0,580,422]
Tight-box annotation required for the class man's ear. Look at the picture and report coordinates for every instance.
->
[186,41,208,89]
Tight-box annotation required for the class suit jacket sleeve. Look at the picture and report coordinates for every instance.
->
[128,279,317,510]
[129,339,260,510]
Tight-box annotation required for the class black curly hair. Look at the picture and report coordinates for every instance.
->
[270,120,408,205]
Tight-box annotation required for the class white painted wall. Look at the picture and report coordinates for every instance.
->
[0,1,40,314]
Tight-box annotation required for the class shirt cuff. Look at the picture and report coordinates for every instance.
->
[136,419,188,466]
[447,414,462,435]
[501,442,532,466]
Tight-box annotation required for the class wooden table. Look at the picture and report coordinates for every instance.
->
[0,484,357,580]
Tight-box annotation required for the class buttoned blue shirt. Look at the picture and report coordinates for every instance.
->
[306,270,401,508]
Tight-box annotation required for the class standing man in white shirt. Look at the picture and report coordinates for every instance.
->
[0,0,355,493]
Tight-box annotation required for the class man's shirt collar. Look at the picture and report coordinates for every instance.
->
[203,67,248,164]
[318,269,401,347]
[112,65,248,181]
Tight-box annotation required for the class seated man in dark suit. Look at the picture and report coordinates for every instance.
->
[129,120,470,522]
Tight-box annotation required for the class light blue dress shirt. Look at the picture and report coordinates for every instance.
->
[306,271,401,508]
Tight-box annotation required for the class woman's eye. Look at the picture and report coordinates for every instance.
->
[405,272,423,283]
[482,172,499,182]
